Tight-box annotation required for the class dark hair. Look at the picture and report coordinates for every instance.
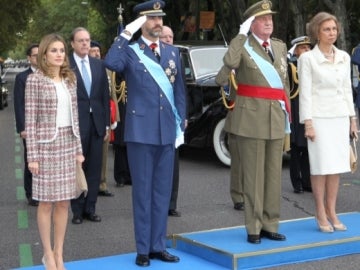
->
[26,44,39,56]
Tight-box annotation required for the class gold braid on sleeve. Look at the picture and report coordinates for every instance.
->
[289,62,299,99]
[111,72,127,103]
[221,71,237,109]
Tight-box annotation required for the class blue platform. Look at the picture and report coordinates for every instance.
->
[15,212,360,270]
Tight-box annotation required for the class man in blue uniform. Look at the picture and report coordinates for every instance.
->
[104,0,186,267]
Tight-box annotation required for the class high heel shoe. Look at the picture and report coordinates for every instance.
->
[316,219,334,233]
[332,222,347,231]
[41,256,46,267]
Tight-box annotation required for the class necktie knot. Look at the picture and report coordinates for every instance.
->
[262,41,269,51]
[149,43,157,51]
[149,43,160,61]
[262,41,274,62]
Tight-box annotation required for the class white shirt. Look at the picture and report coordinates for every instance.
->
[55,81,72,127]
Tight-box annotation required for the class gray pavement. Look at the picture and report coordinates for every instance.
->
[1,69,359,270]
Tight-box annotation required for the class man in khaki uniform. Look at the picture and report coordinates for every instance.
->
[216,0,290,244]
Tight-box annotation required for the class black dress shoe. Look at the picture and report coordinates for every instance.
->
[168,209,181,217]
[27,198,39,206]
[116,182,125,187]
[149,250,180,262]
[234,202,244,211]
[293,188,304,194]
[135,254,150,267]
[83,213,101,222]
[260,230,286,241]
[303,186,312,192]
[247,234,261,244]
[98,190,114,197]
[72,215,83,225]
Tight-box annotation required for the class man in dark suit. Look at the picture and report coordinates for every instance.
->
[13,44,39,207]
[105,0,186,267]
[69,27,110,224]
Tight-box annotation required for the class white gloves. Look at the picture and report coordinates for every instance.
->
[239,16,255,36]
[121,15,147,40]
[175,132,184,148]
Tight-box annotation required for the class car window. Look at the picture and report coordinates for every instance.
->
[189,48,227,79]
[180,52,193,80]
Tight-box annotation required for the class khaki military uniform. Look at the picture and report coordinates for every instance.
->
[216,33,289,235]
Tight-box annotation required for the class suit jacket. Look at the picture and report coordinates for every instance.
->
[69,54,110,137]
[104,37,186,145]
[14,67,33,133]
[216,34,290,140]
[25,70,82,162]
[298,45,355,122]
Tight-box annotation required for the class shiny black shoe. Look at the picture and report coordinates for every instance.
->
[98,190,114,197]
[149,250,180,262]
[83,213,101,222]
[260,230,286,241]
[168,209,181,217]
[293,188,304,194]
[71,215,83,225]
[234,202,244,211]
[247,234,261,244]
[135,254,150,267]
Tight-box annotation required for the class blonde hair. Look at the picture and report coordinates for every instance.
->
[306,12,340,44]
[37,33,76,84]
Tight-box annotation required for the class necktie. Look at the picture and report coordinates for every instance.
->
[149,43,160,61]
[262,41,274,62]
[81,59,91,96]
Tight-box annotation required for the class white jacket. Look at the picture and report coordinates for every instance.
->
[298,44,355,122]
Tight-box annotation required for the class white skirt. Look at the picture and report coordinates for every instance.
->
[307,117,350,175]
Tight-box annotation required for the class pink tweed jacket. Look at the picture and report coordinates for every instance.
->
[25,70,82,163]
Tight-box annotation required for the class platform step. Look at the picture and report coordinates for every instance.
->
[168,212,360,269]
[16,212,360,270]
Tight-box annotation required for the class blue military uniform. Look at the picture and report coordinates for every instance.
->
[104,0,186,263]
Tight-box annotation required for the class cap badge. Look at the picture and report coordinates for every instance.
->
[153,2,161,10]
[261,2,270,10]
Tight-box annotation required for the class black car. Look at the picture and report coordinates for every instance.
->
[176,44,230,166]
[0,76,9,110]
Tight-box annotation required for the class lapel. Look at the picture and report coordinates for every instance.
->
[138,38,160,63]
[70,54,90,98]
[248,35,271,63]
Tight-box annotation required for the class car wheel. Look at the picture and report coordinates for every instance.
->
[212,118,231,166]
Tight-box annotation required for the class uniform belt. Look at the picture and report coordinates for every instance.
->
[237,83,291,121]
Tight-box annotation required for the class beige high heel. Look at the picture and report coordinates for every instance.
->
[331,222,347,231]
[316,219,334,233]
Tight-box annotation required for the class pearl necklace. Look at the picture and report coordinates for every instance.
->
[322,49,334,59]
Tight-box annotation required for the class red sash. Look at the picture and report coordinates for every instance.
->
[237,83,291,121]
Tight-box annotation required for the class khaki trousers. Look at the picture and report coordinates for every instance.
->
[237,135,283,235]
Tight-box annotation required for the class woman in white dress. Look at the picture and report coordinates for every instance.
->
[298,12,358,233]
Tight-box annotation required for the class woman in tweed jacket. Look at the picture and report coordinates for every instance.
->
[25,33,84,269]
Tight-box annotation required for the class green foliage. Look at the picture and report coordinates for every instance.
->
[0,0,39,57]
[3,0,360,59]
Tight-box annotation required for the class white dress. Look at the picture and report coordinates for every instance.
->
[298,45,355,175]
